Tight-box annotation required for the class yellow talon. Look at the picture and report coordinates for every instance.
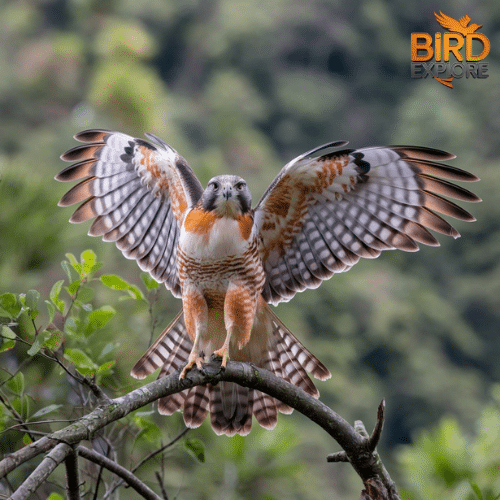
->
[213,346,230,368]
[180,353,205,379]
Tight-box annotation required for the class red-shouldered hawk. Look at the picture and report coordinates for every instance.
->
[56,130,480,435]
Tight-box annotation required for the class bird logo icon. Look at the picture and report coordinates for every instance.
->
[434,11,483,36]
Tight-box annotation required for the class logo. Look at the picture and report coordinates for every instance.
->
[411,12,490,88]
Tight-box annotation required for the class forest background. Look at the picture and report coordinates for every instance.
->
[0,0,499,499]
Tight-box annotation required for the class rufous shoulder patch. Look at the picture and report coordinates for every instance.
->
[236,213,253,240]
[183,207,219,237]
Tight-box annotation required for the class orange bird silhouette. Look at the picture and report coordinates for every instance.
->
[434,11,482,36]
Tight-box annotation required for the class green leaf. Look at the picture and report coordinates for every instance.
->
[22,433,33,446]
[64,316,80,336]
[0,340,15,353]
[67,279,82,296]
[47,493,64,500]
[7,372,25,395]
[185,438,205,463]
[0,293,21,317]
[1,325,16,340]
[43,329,63,352]
[141,272,160,290]
[45,300,56,323]
[27,337,43,357]
[0,326,16,352]
[76,286,94,304]
[66,253,82,277]
[61,259,75,282]
[101,274,129,290]
[27,330,52,356]
[100,274,145,300]
[99,342,116,359]
[12,394,33,420]
[469,482,483,500]
[97,360,116,376]
[81,249,97,274]
[26,290,40,311]
[84,306,116,336]
[49,280,66,313]
[64,348,98,373]
[133,416,161,443]
[30,404,62,420]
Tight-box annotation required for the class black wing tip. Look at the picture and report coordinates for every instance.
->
[144,132,175,152]
[130,367,149,380]
[73,129,112,142]
[305,140,350,159]
[391,145,456,161]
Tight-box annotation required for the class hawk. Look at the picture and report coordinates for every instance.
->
[57,130,480,435]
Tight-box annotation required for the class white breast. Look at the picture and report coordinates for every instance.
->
[179,216,249,261]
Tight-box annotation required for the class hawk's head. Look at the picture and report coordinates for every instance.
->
[201,175,252,217]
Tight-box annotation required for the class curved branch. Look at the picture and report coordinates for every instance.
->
[10,442,73,500]
[103,427,190,498]
[1,359,400,498]
[77,446,162,500]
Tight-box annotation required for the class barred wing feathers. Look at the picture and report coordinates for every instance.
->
[57,130,203,298]
[254,143,480,305]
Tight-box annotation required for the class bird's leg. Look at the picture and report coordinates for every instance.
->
[213,326,236,368]
[181,334,205,379]
[180,290,208,379]
[214,285,254,368]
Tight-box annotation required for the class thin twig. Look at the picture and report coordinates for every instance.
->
[91,453,104,500]
[155,471,169,500]
[368,400,385,452]
[133,427,190,474]
[77,446,162,500]
[104,427,190,498]
[64,445,80,500]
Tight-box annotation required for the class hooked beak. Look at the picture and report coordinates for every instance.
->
[222,185,233,200]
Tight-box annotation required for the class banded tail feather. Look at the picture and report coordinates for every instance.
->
[131,306,330,436]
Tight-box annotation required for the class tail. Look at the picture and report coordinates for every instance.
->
[131,305,331,436]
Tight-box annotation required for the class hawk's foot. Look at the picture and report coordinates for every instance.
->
[213,345,230,368]
[180,352,205,379]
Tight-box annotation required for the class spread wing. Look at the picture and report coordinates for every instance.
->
[57,129,203,297]
[253,142,480,305]
[434,11,461,32]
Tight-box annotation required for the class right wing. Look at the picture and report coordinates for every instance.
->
[57,129,203,297]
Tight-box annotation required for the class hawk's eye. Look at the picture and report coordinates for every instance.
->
[235,182,246,191]
[209,181,219,191]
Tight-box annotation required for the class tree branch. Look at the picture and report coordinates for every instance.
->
[102,427,190,499]
[1,359,400,498]
[77,446,163,500]
[65,445,81,500]
[10,442,73,500]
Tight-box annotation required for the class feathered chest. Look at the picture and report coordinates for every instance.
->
[179,208,254,259]
[177,208,264,291]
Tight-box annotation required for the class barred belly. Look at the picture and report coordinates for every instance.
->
[177,240,265,298]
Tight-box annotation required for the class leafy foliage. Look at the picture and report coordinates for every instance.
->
[397,387,500,500]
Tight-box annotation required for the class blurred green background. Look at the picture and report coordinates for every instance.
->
[0,0,499,499]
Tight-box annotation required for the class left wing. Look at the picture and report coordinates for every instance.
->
[57,130,203,297]
[253,142,480,305]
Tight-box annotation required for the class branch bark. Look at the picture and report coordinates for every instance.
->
[77,446,163,500]
[1,359,401,499]
[10,442,73,500]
